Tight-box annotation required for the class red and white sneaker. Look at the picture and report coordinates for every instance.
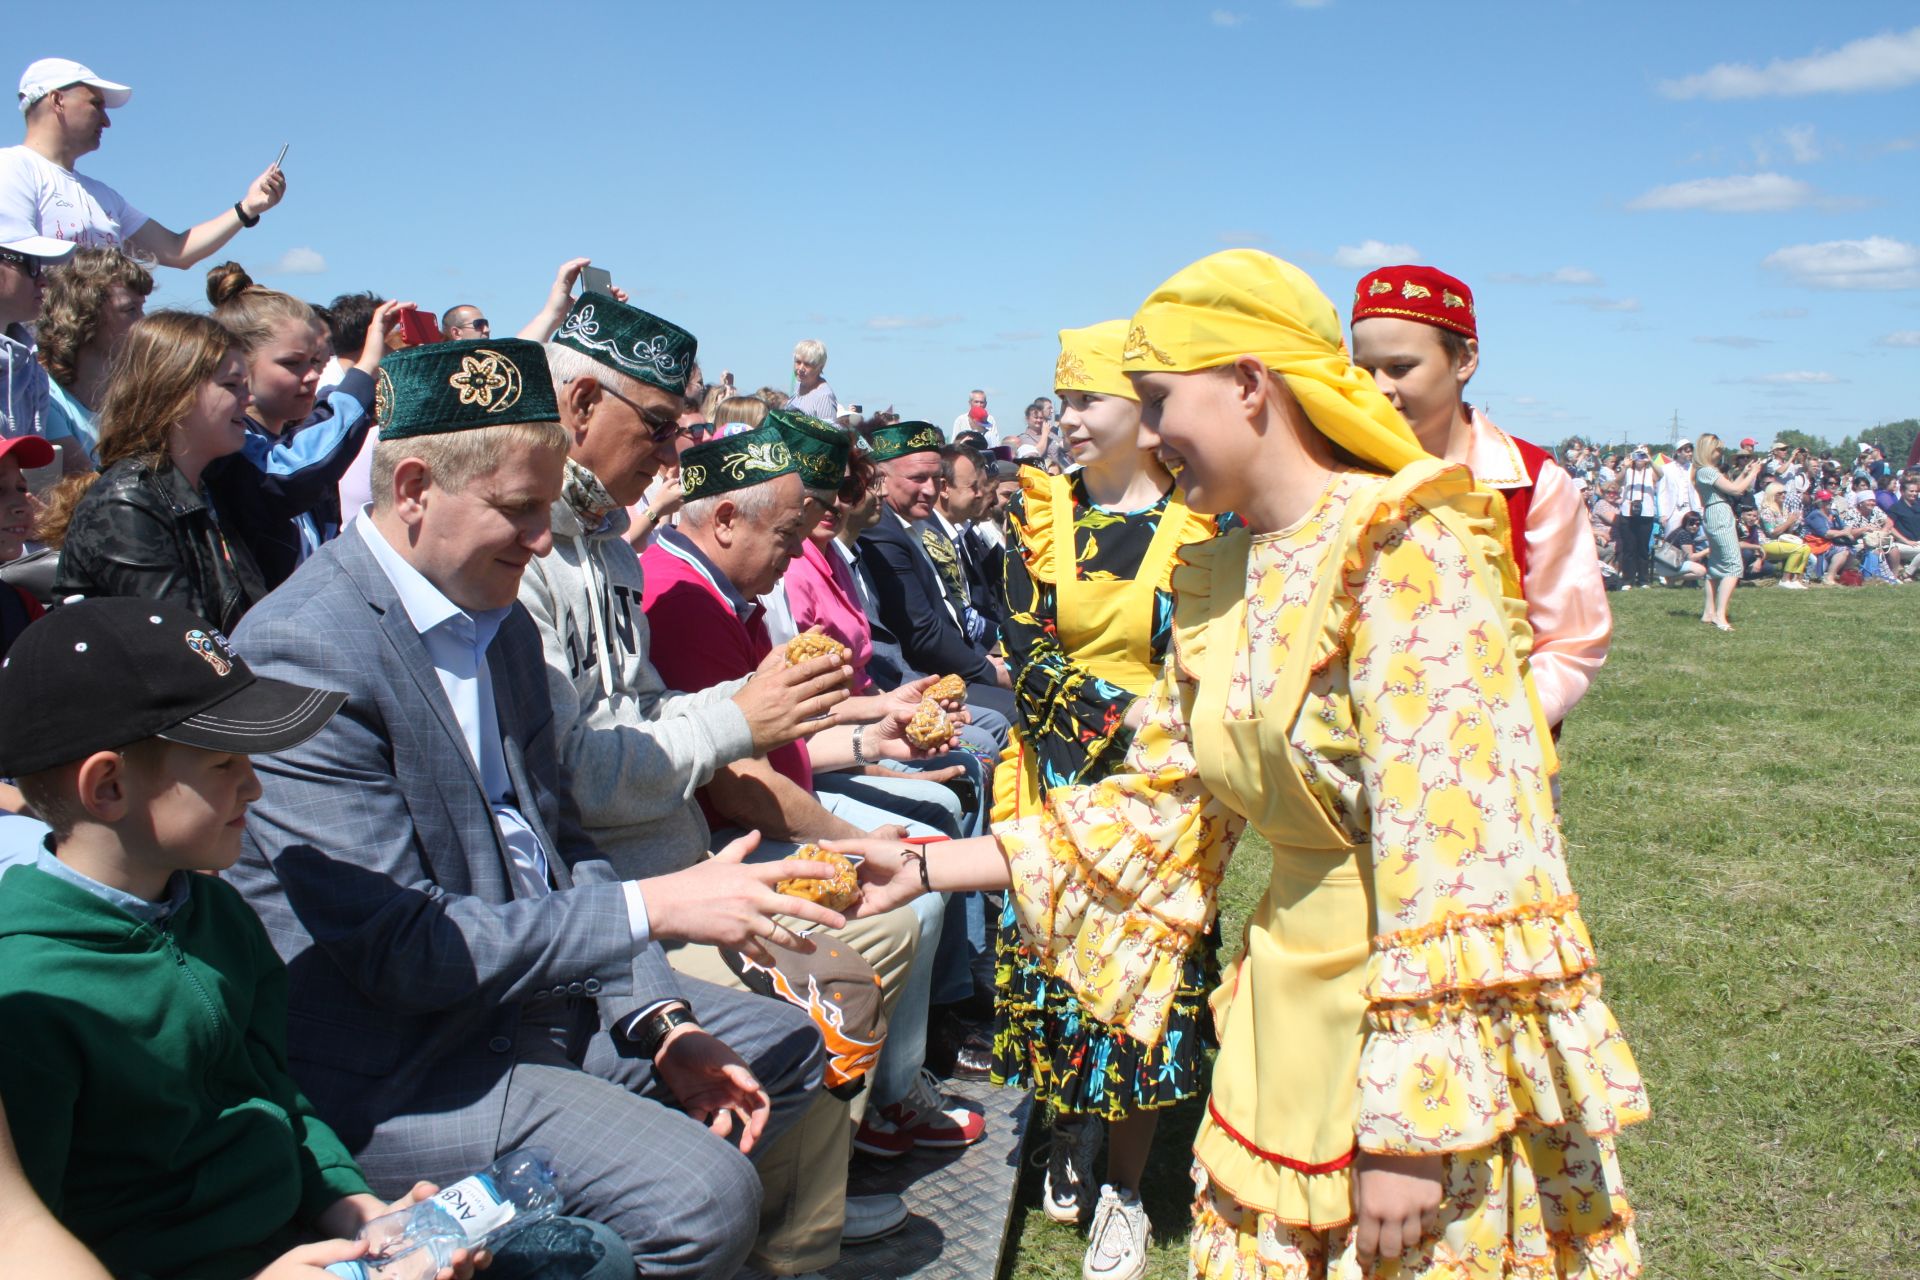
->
[861,1069,987,1152]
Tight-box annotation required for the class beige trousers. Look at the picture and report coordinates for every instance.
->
[665,901,919,1274]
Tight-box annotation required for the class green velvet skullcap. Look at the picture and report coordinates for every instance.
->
[866,420,944,463]
[679,422,799,502]
[768,408,851,491]
[375,338,560,440]
[550,290,698,395]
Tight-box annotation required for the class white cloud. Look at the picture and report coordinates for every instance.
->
[1332,239,1417,269]
[865,314,964,331]
[1782,124,1822,162]
[1693,335,1773,349]
[266,246,326,276]
[1660,26,1920,99]
[1490,266,1602,286]
[1762,236,1920,290]
[1560,296,1642,313]
[1626,173,1814,213]
[1878,330,1920,347]
[1210,9,1247,26]
[1734,371,1844,385]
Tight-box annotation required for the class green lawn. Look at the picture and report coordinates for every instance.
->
[1003,583,1920,1279]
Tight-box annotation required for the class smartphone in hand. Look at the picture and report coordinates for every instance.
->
[580,265,614,295]
[397,309,443,347]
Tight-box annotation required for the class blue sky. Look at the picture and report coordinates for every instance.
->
[11,1,1918,445]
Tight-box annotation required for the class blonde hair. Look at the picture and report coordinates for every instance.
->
[1692,432,1722,479]
[712,396,769,432]
[793,339,827,371]
[205,261,320,354]
[369,422,568,508]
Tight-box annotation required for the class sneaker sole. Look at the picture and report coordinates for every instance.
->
[851,1138,912,1159]
[842,1215,911,1246]
[909,1133,985,1149]
[1044,1198,1085,1224]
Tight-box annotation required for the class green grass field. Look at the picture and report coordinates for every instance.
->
[1004,583,1920,1279]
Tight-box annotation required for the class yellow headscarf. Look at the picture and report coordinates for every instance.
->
[1122,248,1426,475]
[1054,319,1135,401]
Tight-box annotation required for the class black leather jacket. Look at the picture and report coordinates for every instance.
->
[55,458,271,633]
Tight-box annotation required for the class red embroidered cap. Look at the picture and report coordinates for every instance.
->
[1351,265,1478,340]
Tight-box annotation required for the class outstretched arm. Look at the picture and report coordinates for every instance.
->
[124,165,285,269]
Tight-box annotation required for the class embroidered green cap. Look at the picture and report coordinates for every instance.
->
[679,422,799,501]
[550,290,698,395]
[375,338,560,440]
[866,420,944,463]
[768,408,851,492]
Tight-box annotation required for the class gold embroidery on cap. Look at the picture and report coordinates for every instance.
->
[1442,290,1466,309]
[908,428,941,449]
[373,369,394,424]
[720,440,793,481]
[448,350,524,414]
[1055,350,1089,388]
[1122,325,1174,366]
[1368,279,1395,297]
[1401,281,1432,300]
[682,463,708,491]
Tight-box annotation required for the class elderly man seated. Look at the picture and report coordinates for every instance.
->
[519,289,961,1275]
[227,337,839,1280]
[639,422,989,1175]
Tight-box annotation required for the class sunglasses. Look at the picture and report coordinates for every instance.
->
[0,249,43,280]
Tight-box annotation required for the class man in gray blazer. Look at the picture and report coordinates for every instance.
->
[227,339,840,1280]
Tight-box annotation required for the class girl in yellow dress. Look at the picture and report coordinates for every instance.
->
[833,249,1646,1279]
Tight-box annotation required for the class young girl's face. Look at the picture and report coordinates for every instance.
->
[246,319,324,428]
[1131,367,1256,515]
[1058,391,1142,469]
[177,351,253,463]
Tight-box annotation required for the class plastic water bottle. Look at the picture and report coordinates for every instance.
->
[324,1200,465,1279]
[429,1148,562,1250]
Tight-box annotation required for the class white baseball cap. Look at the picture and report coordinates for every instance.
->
[0,231,78,259]
[17,59,131,114]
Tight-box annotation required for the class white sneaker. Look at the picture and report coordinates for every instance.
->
[1082,1184,1150,1280]
[841,1192,909,1244]
[1040,1114,1102,1223]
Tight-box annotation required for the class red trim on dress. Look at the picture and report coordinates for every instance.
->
[1207,1099,1358,1175]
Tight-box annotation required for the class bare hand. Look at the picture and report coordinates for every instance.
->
[642,831,846,962]
[649,468,687,521]
[359,300,416,368]
[822,838,927,917]
[733,647,851,754]
[989,654,1013,690]
[248,1237,368,1279]
[1352,1151,1443,1266]
[241,165,287,218]
[654,1026,771,1153]
[312,1184,489,1279]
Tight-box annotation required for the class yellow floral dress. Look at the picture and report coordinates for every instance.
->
[996,462,1647,1278]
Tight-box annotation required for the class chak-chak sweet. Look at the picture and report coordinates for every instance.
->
[774,845,860,913]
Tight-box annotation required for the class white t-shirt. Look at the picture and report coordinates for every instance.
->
[0,146,147,248]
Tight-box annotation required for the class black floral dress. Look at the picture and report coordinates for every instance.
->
[990,469,1224,1117]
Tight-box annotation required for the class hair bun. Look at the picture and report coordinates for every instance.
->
[205,261,256,308]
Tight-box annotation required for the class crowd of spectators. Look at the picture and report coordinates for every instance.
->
[1565,434,1920,599]
[0,55,1077,1280]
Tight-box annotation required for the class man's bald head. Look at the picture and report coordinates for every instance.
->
[441,305,489,341]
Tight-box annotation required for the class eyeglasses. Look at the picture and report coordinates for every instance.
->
[0,249,42,280]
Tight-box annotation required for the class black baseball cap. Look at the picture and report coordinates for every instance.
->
[0,599,345,777]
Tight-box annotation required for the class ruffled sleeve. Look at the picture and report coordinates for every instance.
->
[1341,466,1648,1158]
[995,535,1247,1048]
[998,468,1146,788]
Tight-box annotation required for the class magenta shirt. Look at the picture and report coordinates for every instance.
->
[783,538,876,694]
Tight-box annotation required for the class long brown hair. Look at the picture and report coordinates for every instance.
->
[34,311,238,547]
[35,247,154,389]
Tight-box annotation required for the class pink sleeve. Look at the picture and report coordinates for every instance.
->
[1520,462,1612,725]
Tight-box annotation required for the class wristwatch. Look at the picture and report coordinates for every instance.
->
[851,724,869,767]
[627,1001,699,1060]
[233,201,260,228]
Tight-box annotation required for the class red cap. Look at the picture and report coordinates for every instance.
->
[1814,489,1833,501]
[1351,265,1477,339]
[0,435,56,471]
[1739,437,1757,449]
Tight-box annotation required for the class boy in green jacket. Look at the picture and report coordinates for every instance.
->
[0,601,627,1280]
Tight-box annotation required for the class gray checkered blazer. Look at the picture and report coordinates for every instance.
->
[227,526,682,1153]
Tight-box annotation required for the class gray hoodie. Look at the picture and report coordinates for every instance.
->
[518,492,755,879]
[1,325,50,443]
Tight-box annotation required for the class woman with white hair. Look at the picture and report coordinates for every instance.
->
[788,337,838,421]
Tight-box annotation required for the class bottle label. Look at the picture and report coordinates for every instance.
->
[433,1173,515,1242]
